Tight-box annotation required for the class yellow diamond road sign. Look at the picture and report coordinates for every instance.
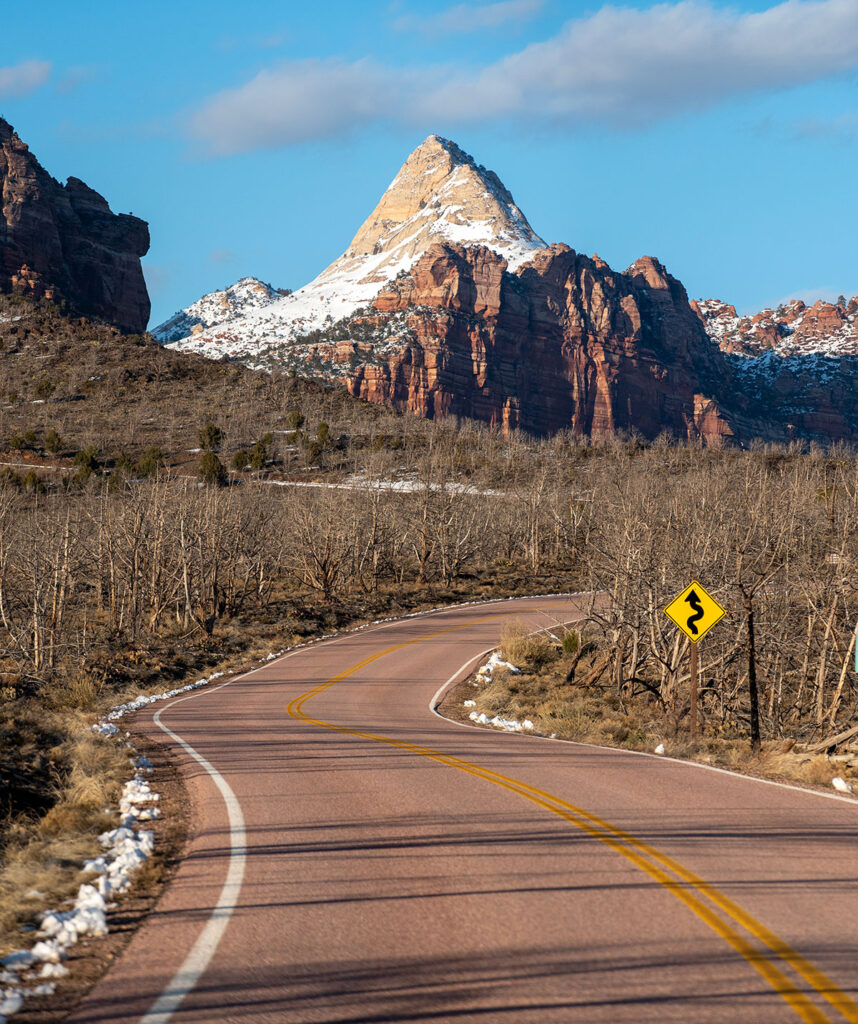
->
[664,580,726,643]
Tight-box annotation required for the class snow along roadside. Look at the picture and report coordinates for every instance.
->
[466,650,536,734]
[0,593,585,1020]
[0,753,159,1022]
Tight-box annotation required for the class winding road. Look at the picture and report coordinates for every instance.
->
[68,596,858,1023]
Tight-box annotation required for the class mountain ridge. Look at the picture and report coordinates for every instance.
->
[151,134,546,353]
[693,296,858,358]
[153,276,289,343]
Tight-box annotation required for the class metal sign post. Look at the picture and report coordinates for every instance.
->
[689,641,698,740]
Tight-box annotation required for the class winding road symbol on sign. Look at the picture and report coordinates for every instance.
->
[685,589,705,636]
[664,580,725,643]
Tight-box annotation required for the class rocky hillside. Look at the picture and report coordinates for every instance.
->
[693,297,858,357]
[689,296,858,442]
[0,119,150,333]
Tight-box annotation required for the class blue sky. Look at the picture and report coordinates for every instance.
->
[2,0,856,327]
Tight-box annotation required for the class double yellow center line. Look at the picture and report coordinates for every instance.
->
[285,611,857,1023]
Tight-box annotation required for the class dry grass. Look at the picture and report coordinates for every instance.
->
[471,630,857,792]
[0,707,130,955]
[500,623,558,668]
[47,673,102,712]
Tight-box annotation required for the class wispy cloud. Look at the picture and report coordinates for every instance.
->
[394,0,544,35]
[189,58,397,152]
[209,248,238,264]
[188,0,858,155]
[56,65,99,95]
[0,59,51,99]
[793,113,858,142]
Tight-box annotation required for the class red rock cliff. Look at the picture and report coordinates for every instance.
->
[0,118,150,333]
[344,243,735,442]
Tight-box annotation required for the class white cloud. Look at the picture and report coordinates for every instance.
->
[394,0,544,34]
[188,0,858,155]
[0,60,51,99]
[188,58,397,154]
[425,0,858,126]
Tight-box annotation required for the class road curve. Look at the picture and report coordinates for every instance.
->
[67,596,858,1024]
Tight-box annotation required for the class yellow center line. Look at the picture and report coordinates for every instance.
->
[285,610,855,1023]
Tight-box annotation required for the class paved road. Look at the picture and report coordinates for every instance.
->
[69,596,858,1023]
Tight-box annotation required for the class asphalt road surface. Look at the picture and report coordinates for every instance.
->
[69,596,858,1024]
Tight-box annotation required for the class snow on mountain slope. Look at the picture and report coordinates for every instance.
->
[159,135,547,366]
[345,134,545,271]
[693,296,858,358]
[152,277,287,343]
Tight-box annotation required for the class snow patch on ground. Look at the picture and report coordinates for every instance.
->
[0,757,159,1018]
[93,672,226,731]
[464,650,534,733]
[468,710,535,733]
[266,473,506,498]
[475,651,520,684]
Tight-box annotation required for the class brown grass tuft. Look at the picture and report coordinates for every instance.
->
[500,622,557,668]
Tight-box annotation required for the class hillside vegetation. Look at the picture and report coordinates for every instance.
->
[1,296,857,957]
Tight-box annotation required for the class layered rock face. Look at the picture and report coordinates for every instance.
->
[341,243,736,441]
[0,118,150,332]
[692,297,858,442]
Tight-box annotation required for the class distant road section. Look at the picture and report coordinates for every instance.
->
[69,597,858,1023]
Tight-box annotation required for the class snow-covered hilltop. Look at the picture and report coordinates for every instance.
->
[693,296,858,358]
[154,135,547,366]
[152,277,287,343]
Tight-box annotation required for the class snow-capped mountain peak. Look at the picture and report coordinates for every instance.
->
[345,134,545,271]
[153,135,547,363]
[152,276,287,343]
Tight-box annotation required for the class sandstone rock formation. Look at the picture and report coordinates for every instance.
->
[693,296,858,357]
[338,243,737,441]
[346,134,545,272]
[155,134,546,349]
[161,132,858,443]
[0,118,150,332]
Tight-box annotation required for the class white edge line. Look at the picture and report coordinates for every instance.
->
[140,691,246,1024]
[136,592,580,1022]
[429,634,858,811]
